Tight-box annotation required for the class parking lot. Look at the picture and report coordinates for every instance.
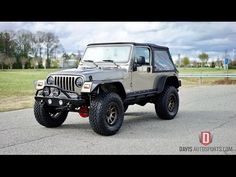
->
[0,85,236,154]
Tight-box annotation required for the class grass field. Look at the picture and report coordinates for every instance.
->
[178,67,236,74]
[0,69,60,112]
[0,68,236,112]
[178,68,236,85]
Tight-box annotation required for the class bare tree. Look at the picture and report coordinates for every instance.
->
[51,43,64,59]
[15,30,32,53]
[4,56,16,69]
[20,57,28,69]
[0,53,6,70]
[29,56,40,69]
[28,33,38,69]
[30,57,36,69]
[32,31,46,68]
[29,33,38,57]
[44,32,60,68]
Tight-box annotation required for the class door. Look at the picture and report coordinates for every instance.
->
[131,46,156,92]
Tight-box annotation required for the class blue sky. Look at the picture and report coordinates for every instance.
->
[1,22,236,62]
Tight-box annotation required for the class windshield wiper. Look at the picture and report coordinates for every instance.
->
[83,60,98,67]
[102,60,119,67]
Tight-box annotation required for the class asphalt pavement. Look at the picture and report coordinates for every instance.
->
[0,85,236,154]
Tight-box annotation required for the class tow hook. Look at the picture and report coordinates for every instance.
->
[79,106,89,118]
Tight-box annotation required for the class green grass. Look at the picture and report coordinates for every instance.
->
[178,67,236,74]
[0,69,60,98]
[0,69,60,112]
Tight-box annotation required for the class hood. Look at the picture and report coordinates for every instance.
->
[50,67,127,81]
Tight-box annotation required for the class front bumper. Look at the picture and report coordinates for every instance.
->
[35,96,86,107]
[35,86,86,107]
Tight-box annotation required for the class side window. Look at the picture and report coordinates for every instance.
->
[154,50,175,71]
[134,47,150,65]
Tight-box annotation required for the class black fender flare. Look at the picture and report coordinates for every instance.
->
[154,75,180,94]
[90,81,127,99]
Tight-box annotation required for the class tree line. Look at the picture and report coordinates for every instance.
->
[0,30,65,69]
[177,52,236,68]
[178,53,210,67]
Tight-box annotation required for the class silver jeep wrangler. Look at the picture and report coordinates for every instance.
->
[34,42,181,136]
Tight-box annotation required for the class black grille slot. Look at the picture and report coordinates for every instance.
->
[63,77,66,90]
[55,77,57,86]
[72,77,75,91]
[54,76,75,91]
[60,77,62,89]
[66,77,69,91]
[69,77,71,91]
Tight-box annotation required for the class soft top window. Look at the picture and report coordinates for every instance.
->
[153,50,175,71]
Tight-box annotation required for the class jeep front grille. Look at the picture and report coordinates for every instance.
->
[54,76,75,91]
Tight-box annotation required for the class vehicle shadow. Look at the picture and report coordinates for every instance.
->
[56,112,159,131]
[124,112,159,123]
[59,123,91,130]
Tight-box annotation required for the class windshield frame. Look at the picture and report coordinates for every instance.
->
[80,44,133,65]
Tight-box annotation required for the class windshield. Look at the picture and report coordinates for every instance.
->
[82,45,132,63]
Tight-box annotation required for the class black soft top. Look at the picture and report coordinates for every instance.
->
[87,42,169,50]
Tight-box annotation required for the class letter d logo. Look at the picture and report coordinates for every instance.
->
[199,131,213,146]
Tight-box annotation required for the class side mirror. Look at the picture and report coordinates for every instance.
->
[137,56,145,65]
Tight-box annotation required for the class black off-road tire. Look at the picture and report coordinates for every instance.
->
[155,86,179,120]
[34,101,68,128]
[89,92,124,136]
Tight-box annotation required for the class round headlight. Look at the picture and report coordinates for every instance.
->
[52,88,60,97]
[75,77,84,87]
[43,87,50,96]
[47,76,54,85]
